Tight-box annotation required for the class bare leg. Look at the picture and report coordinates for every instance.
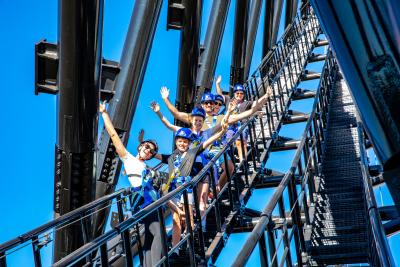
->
[235,140,248,162]
[218,159,234,190]
[198,182,209,220]
[172,210,182,247]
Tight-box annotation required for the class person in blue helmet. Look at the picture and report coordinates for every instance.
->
[150,100,237,230]
[99,101,162,267]
[153,122,229,255]
[216,75,273,161]
[213,94,226,115]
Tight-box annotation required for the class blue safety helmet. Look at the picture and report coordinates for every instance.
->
[191,107,206,118]
[233,84,245,92]
[200,93,215,103]
[214,94,225,104]
[175,128,194,141]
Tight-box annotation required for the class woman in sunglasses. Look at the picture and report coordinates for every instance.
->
[99,101,162,267]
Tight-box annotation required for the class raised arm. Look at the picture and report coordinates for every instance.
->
[215,75,230,104]
[99,101,127,158]
[160,86,191,124]
[228,86,272,124]
[151,101,181,132]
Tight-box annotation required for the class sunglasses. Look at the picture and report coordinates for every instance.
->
[215,102,223,106]
[203,101,215,105]
[143,144,156,154]
[235,91,244,95]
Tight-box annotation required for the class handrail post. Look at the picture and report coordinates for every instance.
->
[223,152,235,210]
[157,207,169,267]
[239,133,250,186]
[182,191,196,267]
[32,236,42,267]
[209,169,222,232]
[192,184,206,262]
[116,196,133,267]
[0,252,6,267]
[259,232,268,267]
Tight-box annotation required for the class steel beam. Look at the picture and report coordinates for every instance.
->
[379,206,399,221]
[175,0,203,113]
[262,0,275,57]
[230,0,249,92]
[384,217,400,237]
[244,0,264,80]
[93,0,163,239]
[53,0,104,261]
[285,0,299,28]
[310,0,400,172]
[270,0,284,46]
[195,0,230,101]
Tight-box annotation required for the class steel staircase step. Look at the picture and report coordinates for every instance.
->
[309,252,369,265]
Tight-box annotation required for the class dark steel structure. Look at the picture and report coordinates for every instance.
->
[53,0,104,261]
[93,0,163,239]
[230,0,249,91]
[285,0,299,27]
[310,0,400,213]
[262,0,276,57]
[195,0,231,100]
[169,0,203,113]
[243,0,263,80]
[1,1,399,267]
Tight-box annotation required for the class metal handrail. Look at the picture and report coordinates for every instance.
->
[0,4,321,267]
[357,123,396,267]
[0,188,127,254]
[232,50,336,266]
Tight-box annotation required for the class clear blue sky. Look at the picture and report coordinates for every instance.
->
[0,0,398,266]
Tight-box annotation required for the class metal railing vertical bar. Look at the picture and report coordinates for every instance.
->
[32,235,42,267]
[267,227,278,267]
[278,198,293,267]
[357,123,395,267]
[116,195,133,267]
[182,191,196,267]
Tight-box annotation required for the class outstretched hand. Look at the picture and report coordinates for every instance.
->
[215,75,222,85]
[99,101,107,113]
[160,86,169,99]
[228,99,238,113]
[150,101,160,112]
[138,129,144,143]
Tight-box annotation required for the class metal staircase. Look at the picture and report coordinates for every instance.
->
[0,4,396,267]
[305,77,369,265]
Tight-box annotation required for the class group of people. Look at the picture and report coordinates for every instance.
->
[99,76,272,266]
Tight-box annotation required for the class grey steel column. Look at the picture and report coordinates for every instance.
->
[244,0,264,80]
[311,0,400,211]
[53,0,104,261]
[175,0,203,113]
[285,0,299,28]
[195,0,231,102]
[93,0,163,238]
[271,0,284,46]
[230,0,249,94]
[262,0,275,57]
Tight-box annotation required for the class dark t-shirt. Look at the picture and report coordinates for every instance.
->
[161,145,204,178]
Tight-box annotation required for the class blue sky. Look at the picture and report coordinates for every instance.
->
[0,0,398,266]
